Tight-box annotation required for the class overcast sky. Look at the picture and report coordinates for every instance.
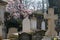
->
[23,0,49,10]
[7,0,49,11]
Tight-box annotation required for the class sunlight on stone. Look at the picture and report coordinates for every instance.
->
[12,33,18,35]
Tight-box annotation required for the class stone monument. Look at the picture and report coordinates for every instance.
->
[44,8,58,36]
[22,17,31,33]
[41,20,46,30]
[0,0,7,38]
[30,16,37,31]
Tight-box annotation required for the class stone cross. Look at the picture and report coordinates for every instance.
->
[44,8,58,36]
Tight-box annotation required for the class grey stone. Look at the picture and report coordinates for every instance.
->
[0,25,2,36]
[22,17,31,32]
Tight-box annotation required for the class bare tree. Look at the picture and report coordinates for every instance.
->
[6,0,49,17]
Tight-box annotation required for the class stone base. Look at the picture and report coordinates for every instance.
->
[45,30,57,37]
[7,28,18,39]
[3,39,10,40]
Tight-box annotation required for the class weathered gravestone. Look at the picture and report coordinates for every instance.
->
[22,17,31,33]
[30,16,37,31]
[44,8,58,36]
[41,20,46,31]
[8,28,18,34]
[7,28,18,38]
[0,0,7,38]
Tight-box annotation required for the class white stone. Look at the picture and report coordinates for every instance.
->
[30,17,37,31]
[0,6,5,24]
[0,25,3,36]
[41,21,45,30]
[0,5,6,37]
[12,33,18,36]
[3,39,10,40]
[22,17,31,33]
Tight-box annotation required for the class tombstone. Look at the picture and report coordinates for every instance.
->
[8,28,18,34]
[44,8,58,36]
[31,13,44,31]
[30,16,37,31]
[0,0,7,38]
[7,28,18,38]
[41,20,46,30]
[22,17,31,33]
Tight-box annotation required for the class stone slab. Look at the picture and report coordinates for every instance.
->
[30,17,37,31]
[3,39,10,40]
[22,17,31,33]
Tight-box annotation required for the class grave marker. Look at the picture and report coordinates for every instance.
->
[22,17,31,33]
[0,0,7,38]
[44,8,58,36]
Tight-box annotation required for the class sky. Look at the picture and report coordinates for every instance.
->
[6,0,49,13]
[23,0,49,10]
